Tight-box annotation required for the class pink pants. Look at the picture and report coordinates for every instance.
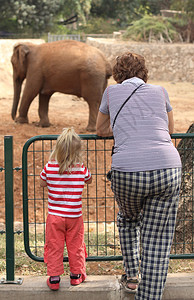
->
[44,214,87,276]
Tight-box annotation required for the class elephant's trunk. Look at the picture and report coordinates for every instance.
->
[11,79,22,120]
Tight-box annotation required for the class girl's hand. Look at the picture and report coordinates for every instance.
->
[40,178,47,187]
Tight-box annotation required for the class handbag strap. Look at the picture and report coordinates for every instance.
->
[112,83,143,129]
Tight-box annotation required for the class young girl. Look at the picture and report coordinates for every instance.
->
[40,128,92,290]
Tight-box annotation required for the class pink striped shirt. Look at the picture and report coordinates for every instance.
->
[40,161,91,218]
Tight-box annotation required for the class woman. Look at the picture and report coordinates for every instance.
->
[96,52,181,300]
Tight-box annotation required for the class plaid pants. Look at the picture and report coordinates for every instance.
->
[111,168,181,300]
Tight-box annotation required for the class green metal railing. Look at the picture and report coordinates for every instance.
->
[22,134,117,262]
[22,134,194,262]
[1,133,194,283]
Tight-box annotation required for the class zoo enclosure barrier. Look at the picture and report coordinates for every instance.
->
[47,32,113,43]
[0,32,113,42]
[1,133,194,284]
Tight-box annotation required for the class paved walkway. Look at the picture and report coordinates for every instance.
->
[0,273,194,300]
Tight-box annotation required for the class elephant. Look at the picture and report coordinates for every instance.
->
[11,40,112,131]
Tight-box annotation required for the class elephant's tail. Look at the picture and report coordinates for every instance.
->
[105,60,112,79]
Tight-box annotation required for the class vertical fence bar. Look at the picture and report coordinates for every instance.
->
[0,136,23,285]
[4,135,14,282]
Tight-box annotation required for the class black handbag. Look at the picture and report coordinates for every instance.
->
[106,83,143,181]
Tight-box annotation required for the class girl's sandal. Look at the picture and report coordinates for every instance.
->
[47,276,60,291]
[70,273,86,286]
[120,274,139,294]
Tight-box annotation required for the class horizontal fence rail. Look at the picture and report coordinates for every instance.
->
[47,33,81,42]
[22,133,194,262]
[47,33,113,43]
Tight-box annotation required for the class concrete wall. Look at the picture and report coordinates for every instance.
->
[87,38,194,82]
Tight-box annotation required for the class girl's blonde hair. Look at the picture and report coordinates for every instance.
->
[50,128,82,174]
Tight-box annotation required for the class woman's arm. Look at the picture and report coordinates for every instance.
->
[167,110,174,134]
[96,111,113,137]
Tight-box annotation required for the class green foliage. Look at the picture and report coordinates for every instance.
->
[90,0,172,25]
[13,0,63,33]
[58,0,92,26]
[0,0,63,33]
[0,0,92,34]
[145,0,172,14]
[91,0,147,26]
[0,0,193,41]
[76,0,92,24]
[168,15,188,28]
[123,15,180,42]
[48,24,69,35]
[170,0,194,42]
[171,0,194,20]
[91,0,118,18]
[79,17,119,34]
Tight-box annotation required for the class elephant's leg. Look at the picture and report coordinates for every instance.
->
[85,99,100,132]
[81,74,105,132]
[17,80,40,124]
[38,93,52,127]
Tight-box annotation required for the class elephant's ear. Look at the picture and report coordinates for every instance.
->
[13,44,30,66]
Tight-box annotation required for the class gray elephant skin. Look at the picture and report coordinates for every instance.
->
[11,40,112,131]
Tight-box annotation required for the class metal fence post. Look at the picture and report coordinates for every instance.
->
[0,136,23,284]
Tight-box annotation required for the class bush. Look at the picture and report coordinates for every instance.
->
[123,15,181,43]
